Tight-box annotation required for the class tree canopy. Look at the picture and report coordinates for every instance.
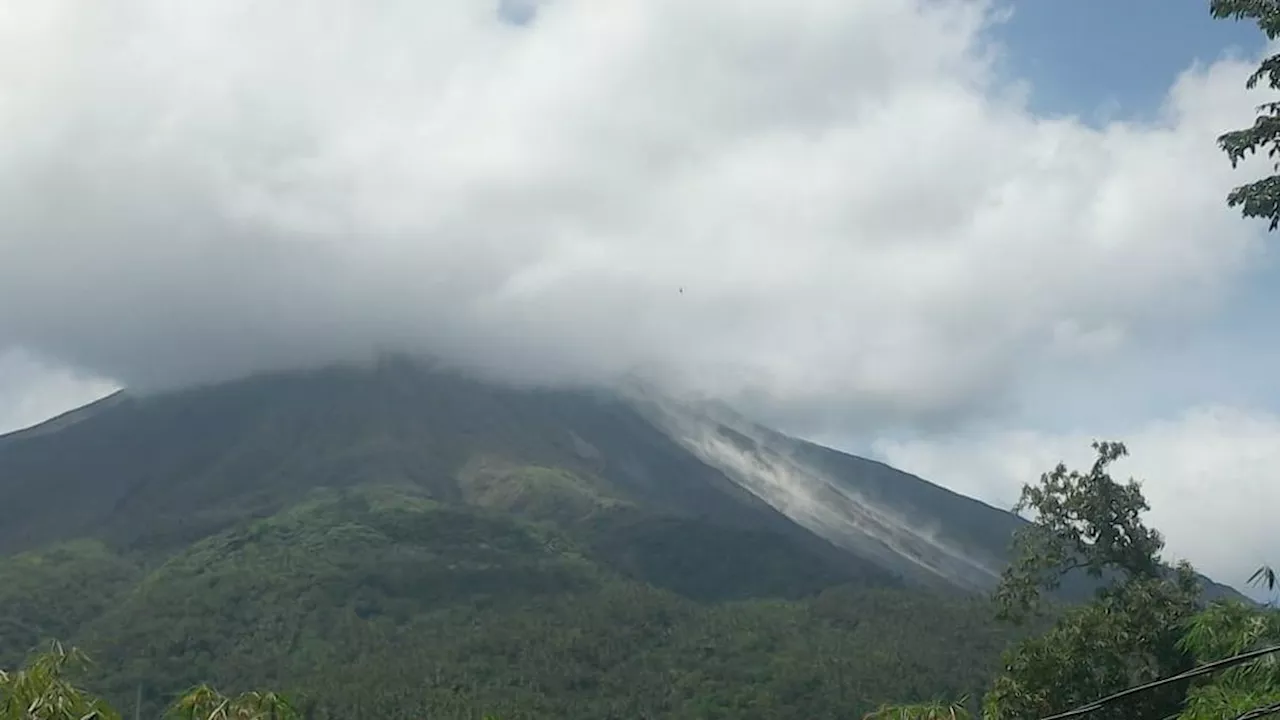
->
[1211,0,1280,228]
[874,439,1280,720]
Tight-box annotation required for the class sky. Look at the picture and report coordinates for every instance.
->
[0,0,1277,595]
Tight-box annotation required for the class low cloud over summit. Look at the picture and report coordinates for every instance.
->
[0,0,1271,437]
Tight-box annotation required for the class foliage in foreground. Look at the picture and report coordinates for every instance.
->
[0,643,298,720]
[0,644,119,720]
[167,685,298,720]
[863,698,973,720]
[873,440,1280,720]
[1213,0,1280,229]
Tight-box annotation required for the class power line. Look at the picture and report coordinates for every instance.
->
[1038,644,1280,720]
[1237,700,1280,720]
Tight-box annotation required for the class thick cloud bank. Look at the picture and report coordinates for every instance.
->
[0,0,1271,432]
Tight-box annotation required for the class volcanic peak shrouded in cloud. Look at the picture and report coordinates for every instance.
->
[0,0,1274,437]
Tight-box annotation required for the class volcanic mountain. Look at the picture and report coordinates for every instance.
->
[0,357,1244,718]
[0,357,1238,596]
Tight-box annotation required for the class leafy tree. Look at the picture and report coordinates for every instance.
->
[867,442,1203,720]
[993,441,1165,620]
[1210,0,1280,229]
[983,441,1200,720]
[872,438,1280,720]
[984,568,1200,720]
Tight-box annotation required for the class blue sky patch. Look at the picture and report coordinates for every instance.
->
[991,0,1264,121]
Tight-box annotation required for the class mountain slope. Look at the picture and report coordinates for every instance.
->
[0,360,838,562]
[0,358,1244,600]
[0,359,1248,717]
[629,392,1246,602]
[630,392,1014,592]
[0,485,1020,718]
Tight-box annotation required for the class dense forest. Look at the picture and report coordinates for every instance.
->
[0,484,1022,718]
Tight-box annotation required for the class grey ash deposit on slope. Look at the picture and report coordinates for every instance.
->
[624,386,1016,592]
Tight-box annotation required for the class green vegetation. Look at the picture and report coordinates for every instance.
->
[1,644,121,720]
[0,370,1262,720]
[872,441,1280,720]
[0,360,1043,718]
[1213,0,1280,229]
[983,442,1202,720]
[0,541,142,669]
[1,643,299,720]
[1,484,1020,719]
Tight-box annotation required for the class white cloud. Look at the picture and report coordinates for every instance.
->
[0,0,1274,435]
[872,405,1280,593]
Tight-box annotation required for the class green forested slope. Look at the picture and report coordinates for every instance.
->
[0,362,869,570]
[0,540,143,663]
[0,484,1020,719]
[0,362,1090,717]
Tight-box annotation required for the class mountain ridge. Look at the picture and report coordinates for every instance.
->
[0,388,127,445]
[0,358,1246,602]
